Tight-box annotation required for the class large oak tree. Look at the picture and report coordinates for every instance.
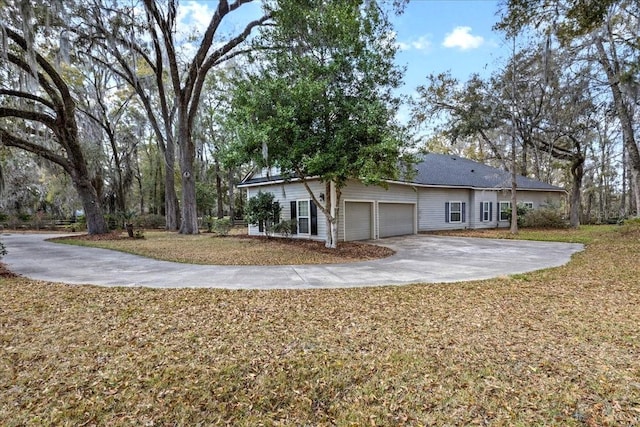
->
[229,0,412,248]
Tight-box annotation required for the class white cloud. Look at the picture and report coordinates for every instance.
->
[177,1,216,34]
[442,26,484,50]
[398,35,432,52]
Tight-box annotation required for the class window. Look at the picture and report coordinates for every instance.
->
[499,201,511,221]
[290,200,318,236]
[445,201,465,223]
[522,201,534,209]
[480,201,492,222]
[297,200,310,234]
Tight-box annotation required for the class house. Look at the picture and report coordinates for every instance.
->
[238,153,565,241]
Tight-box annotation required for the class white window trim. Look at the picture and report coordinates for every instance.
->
[297,199,311,235]
[449,201,462,223]
[481,201,491,222]
[499,201,511,221]
[522,201,534,209]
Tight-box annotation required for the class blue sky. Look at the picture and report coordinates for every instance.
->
[392,0,507,92]
[181,1,509,120]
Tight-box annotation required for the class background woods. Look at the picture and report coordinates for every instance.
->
[1,0,639,234]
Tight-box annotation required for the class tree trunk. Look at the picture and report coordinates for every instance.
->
[164,139,180,230]
[569,154,584,228]
[178,117,199,234]
[74,175,108,235]
[510,124,518,234]
[595,37,640,217]
[328,182,340,248]
[215,158,224,219]
[228,168,235,225]
[323,182,334,248]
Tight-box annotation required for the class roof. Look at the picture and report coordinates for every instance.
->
[407,153,564,191]
[240,153,564,192]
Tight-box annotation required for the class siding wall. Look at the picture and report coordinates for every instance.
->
[246,181,327,240]
[496,190,564,227]
[417,188,472,231]
[340,180,418,241]
[246,179,564,238]
[470,189,499,229]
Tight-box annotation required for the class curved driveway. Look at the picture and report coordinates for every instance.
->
[1,233,583,290]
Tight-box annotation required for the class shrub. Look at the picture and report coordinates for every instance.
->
[522,208,568,228]
[211,218,232,236]
[272,219,296,237]
[505,205,530,227]
[133,214,166,229]
[0,240,6,259]
[245,191,281,237]
[618,217,640,236]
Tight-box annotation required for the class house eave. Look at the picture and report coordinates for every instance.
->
[382,179,566,193]
[238,176,321,188]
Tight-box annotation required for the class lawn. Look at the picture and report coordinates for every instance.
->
[1,225,639,425]
[52,231,394,265]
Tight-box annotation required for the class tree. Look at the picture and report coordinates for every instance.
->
[82,0,271,234]
[230,0,412,248]
[413,39,600,228]
[245,191,281,237]
[0,5,109,234]
[497,0,640,216]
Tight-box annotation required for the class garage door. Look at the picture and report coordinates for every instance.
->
[344,202,373,241]
[379,203,415,238]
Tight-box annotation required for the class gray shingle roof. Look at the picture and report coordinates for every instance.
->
[240,153,564,192]
[409,153,563,191]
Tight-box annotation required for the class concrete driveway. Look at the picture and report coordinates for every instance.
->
[1,233,584,289]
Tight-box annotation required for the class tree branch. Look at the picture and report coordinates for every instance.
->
[4,27,74,113]
[0,107,57,129]
[0,89,56,110]
[0,129,71,172]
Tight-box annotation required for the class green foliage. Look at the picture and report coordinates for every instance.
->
[0,212,8,222]
[245,192,281,237]
[230,0,413,190]
[495,0,621,39]
[272,219,296,238]
[196,181,217,216]
[132,214,166,229]
[211,218,232,236]
[618,217,640,236]
[505,205,530,227]
[522,208,569,228]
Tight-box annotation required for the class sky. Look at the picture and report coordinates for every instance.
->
[179,0,510,121]
[390,0,509,122]
[392,0,507,91]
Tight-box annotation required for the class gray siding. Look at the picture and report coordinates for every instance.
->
[246,181,327,240]
[340,181,417,240]
[470,190,499,229]
[418,188,471,231]
[496,191,564,227]
[246,179,564,238]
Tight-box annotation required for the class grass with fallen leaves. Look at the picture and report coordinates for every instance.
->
[1,225,639,425]
[53,231,394,265]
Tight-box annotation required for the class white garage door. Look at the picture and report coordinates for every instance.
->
[344,202,373,241]
[379,203,415,238]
